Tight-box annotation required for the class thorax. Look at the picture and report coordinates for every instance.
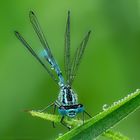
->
[57,85,78,106]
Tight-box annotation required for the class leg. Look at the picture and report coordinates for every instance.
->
[52,104,57,128]
[39,102,55,112]
[84,110,92,118]
[82,111,85,124]
[60,116,71,130]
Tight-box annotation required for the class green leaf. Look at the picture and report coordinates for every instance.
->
[57,89,140,140]
[103,130,130,140]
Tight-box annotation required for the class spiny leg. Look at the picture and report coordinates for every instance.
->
[82,111,85,124]
[60,116,71,130]
[39,102,55,112]
[82,110,92,125]
[38,102,58,128]
[84,110,92,118]
[52,104,56,128]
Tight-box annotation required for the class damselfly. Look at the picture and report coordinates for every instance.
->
[15,11,91,129]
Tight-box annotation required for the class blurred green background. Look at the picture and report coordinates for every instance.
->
[0,0,140,139]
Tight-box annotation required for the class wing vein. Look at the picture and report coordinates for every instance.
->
[69,31,91,85]
[14,31,58,83]
[64,11,71,84]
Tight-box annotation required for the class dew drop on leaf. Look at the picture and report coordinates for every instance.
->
[102,104,110,111]
[136,89,140,92]
[58,133,63,138]
[113,101,118,106]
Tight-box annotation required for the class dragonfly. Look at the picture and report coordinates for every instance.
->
[15,11,91,129]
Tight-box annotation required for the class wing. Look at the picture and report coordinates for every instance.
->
[64,11,71,84]
[29,11,64,86]
[29,11,54,63]
[14,31,58,83]
[69,30,91,85]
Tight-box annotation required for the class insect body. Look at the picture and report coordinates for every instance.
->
[58,85,82,118]
[15,11,91,128]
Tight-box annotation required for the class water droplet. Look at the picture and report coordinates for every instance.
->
[102,104,110,111]
[136,89,140,92]
[58,133,63,137]
[124,96,127,100]
[127,94,131,98]
[117,100,121,104]
[113,101,118,106]
[132,92,135,94]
